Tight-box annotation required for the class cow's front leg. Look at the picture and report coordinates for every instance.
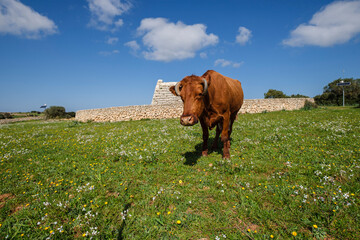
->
[221,112,231,159]
[200,119,209,156]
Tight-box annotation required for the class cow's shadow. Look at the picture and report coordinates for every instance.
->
[183,137,223,166]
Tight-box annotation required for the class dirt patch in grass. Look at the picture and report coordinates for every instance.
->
[0,193,15,208]
[11,205,26,215]
[235,218,260,231]
[106,191,120,198]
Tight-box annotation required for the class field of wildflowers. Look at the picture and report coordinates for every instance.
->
[0,107,359,239]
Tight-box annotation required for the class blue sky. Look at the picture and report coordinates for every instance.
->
[1,0,360,112]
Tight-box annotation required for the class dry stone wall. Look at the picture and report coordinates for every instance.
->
[239,98,314,114]
[76,104,183,122]
[76,80,314,122]
[75,99,314,122]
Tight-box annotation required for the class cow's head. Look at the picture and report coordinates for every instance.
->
[170,75,208,126]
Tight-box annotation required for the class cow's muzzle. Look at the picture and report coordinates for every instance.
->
[180,114,198,126]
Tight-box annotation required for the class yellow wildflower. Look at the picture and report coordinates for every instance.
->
[292,231,297,236]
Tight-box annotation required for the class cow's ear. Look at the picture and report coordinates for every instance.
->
[169,86,177,96]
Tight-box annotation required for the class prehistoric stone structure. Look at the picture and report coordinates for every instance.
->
[75,80,315,122]
[151,80,181,105]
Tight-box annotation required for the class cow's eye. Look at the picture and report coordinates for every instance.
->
[179,85,183,91]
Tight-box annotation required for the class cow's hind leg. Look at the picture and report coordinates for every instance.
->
[200,119,209,156]
[221,112,231,159]
[229,112,238,138]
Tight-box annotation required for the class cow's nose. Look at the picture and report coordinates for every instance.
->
[180,116,191,125]
[180,115,197,126]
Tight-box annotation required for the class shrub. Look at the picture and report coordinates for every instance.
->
[0,112,13,119]
[66,112,76,118]
[67,120,81,128]
[302,100,318,110]
[44,106,66,119]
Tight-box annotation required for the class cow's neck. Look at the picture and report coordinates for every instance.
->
[202,94,219,127]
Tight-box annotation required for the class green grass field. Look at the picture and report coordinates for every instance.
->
[1,107,359,239]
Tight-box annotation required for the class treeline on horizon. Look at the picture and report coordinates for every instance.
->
[264,78,360,106]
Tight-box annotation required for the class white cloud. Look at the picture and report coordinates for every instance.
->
[114,18,124,27]
[200,52,208,59]
[125,40,140,51]
[136,18,219,62]
[214,59,244,68]
[99,49,119,56]
[0,0,58,39]
[87,0,131,31]
[106,37,118,44]
[283,1,360,47]
[236,26,252,45]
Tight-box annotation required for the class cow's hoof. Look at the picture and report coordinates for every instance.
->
[202,150,208,156]
[222,154,230,159]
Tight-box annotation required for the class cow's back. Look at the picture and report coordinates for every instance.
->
[203,70,244,114]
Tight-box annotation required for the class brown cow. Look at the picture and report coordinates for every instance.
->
[169,70,244,159]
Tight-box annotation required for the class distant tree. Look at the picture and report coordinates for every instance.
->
[44,106,66,119]
[264,89,288,98]
[314,78,360,105]
[44,106,75,119]
[290,94,309,98]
